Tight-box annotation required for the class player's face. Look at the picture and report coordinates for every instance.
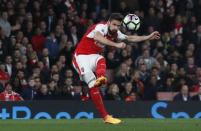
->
[108,20,121,33]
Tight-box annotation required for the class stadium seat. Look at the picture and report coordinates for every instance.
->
[157,92,179,101]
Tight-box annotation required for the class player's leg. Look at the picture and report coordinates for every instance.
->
[72,55,108,118]
[94,57,107,87]
[73,54,121,124]
[91,55,122,124]
[88,79,122,124]
[82,71,109,119]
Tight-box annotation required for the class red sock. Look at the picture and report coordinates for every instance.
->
[89,87,108,118]
[96,58,106,78]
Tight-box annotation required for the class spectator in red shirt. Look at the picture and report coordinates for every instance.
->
[31,28,46,53]
[0,82,23,101]
[121,82,136,102]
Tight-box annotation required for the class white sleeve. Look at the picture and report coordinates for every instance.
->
[117,31,128,40]
[86,24,107,38]
[94,24,106,35]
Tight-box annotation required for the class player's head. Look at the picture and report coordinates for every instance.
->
[108,13,123,33]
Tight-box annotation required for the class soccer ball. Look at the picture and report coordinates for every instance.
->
[122,14,140,31]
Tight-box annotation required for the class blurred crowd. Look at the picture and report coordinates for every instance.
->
[0,0,201,101]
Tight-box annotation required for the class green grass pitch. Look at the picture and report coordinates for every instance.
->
[0,119,201,131]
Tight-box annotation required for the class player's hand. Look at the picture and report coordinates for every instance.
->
[115,42,126,49]
[149,31,160,40]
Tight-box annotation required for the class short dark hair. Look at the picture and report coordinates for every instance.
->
[108,13,124,22]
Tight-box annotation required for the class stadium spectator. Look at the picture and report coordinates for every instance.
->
[144,75,158,100]
[0,39,4,60]
[21,77,37,100]
[4,55,13,77]
[0,82,3,93]
[69,25,79,46]
[34,84,53,100]
[191,71,201,92]
[59,40,74,68]
[31,28,46,53]
[59,34,69,51]
[160,77,176,92]
[39,48,52,69]
[44,32,59,61]
[48,79,58,97]
[105,83,121,101]
[173,84,191,101]
[191,86,201,101]
[12,70,27,93]
[0,11,11,37]
[135,49,157,70]
[114,63,131,90]
[131,70,144,99]
[34,77,42,91]
[184,57,197,78]
[121,82,136,101]
[106,51,120,69]
[136,59,149,82]
[0,69,10,91]
[0,82,23,101]
[45,6,57,32]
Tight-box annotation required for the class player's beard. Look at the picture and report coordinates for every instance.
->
[108,27,117,35]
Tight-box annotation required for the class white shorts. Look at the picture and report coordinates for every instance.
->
[72,53,104,78]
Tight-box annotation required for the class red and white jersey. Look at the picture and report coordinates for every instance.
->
[0,91,23,101]
[75,22,127,55]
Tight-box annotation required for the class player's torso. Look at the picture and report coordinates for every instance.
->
[75,22,118,55]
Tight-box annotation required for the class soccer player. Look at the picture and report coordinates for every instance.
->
[72,13,160,124]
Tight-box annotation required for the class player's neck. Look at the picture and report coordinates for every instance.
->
[107,28,117,36]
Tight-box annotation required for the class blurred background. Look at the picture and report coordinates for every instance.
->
[0,0,201,102]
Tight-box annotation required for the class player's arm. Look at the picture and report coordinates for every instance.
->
[94,31,126,49]
[126,31,160,42]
